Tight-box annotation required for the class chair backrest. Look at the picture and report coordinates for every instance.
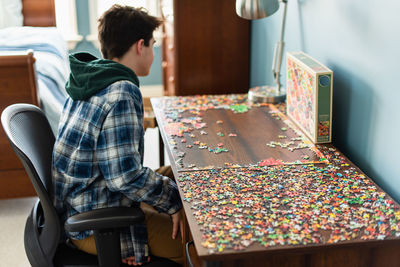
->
[1,104,60,267]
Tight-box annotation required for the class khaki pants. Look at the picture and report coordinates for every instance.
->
[71,166,184,264]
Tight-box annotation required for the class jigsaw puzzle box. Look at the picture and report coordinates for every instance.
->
[286,51,333,144]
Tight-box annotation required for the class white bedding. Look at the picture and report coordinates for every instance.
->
[0,26,70,134]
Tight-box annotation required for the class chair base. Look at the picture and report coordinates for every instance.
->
[54,242,182,267]
[54,242,98,266]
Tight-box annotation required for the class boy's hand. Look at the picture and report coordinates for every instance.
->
[122,256,150,266]
[171,210,183,240]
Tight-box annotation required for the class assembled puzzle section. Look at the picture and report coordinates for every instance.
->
[286,51,333,144]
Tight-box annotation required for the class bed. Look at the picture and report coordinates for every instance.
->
[0,0,68,198]
[0,27,69,133]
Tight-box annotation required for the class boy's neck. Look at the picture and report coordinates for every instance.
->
[112,52,139,76]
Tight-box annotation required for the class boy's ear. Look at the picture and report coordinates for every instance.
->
[136,39,145,55]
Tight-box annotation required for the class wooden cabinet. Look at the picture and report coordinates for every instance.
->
[22,0,56,27]
[0,51,38,198]
[160,0,250,96]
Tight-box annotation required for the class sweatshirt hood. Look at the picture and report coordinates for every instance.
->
[66,52,140,100]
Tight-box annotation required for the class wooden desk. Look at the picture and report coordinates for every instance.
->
[152,95,400,267]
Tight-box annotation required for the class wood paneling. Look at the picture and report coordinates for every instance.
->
[161,0,250,96]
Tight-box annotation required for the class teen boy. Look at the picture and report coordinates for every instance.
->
[52,5,183,266]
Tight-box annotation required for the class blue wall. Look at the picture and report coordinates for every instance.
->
[251,0,400,201]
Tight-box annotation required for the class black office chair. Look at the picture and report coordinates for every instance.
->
[1,104,180,267]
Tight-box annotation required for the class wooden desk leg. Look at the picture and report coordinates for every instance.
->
[158,127,164,167]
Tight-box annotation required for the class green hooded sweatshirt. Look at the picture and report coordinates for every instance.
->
[66,52,140,100]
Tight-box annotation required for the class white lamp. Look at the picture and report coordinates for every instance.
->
[236,0,288,103]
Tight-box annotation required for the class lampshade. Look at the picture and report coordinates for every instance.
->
[235,0,280,20]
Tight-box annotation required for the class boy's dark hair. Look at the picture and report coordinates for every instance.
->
[98,5,162,59]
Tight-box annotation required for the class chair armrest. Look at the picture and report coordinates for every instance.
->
[64,207,145,232]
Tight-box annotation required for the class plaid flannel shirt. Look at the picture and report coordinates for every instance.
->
[52,80,182,262]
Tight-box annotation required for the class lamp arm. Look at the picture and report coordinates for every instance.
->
[272,0,288,93]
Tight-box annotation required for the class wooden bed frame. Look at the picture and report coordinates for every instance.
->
[0,0,56,199]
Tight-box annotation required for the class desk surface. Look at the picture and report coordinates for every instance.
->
[151,95,400,262]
